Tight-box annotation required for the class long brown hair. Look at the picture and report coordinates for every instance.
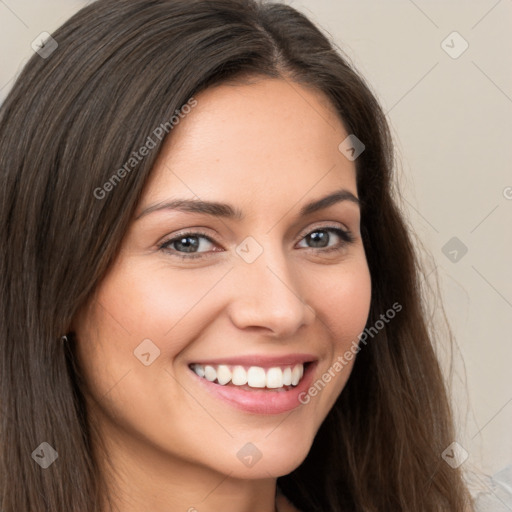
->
[0,0,472,510]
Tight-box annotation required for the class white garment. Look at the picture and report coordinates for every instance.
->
[466,465,512,512]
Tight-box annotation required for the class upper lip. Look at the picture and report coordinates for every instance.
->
[189,353,317,368]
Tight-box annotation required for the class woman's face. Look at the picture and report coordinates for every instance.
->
[72,78,371,483]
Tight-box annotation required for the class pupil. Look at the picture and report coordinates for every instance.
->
[309,231,328,248]
[177,236,199,252]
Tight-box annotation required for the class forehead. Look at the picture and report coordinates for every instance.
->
[140,78,357,214]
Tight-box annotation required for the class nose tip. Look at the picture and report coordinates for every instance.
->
[227,259,315,337]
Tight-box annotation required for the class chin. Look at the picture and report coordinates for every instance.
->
[216,427,316,479]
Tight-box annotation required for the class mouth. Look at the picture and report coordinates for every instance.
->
[188,362,309,391]
[187,356,318,414]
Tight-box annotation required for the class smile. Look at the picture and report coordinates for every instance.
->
[187,357,318,414]
[189,363,306,389]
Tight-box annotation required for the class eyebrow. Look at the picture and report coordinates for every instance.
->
[134,188,359,221]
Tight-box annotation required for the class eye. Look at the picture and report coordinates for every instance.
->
[158,225,355,260]
[158,231,218,260]
[296,226,355,253]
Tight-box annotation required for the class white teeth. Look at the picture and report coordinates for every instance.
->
[191,363,306,389]
[266,367,283,388]
[247,366,266,388]
[231,365,248,385]
[216,365,231,385]
[204,365,217,382]
[193,364,205,378]
[291,364,302,386]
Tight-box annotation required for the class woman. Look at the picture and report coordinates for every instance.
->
[0,0,473,510]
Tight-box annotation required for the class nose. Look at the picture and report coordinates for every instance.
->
[226,242,316,337]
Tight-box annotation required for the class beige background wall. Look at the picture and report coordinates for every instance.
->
[1,0,511,491]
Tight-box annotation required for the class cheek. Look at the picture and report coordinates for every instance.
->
[88,257,230,350]
[336,271,372,350]
[98,261,222,337]
[311,257,372,350]
[73,258,233,401]
[299,258,371,410]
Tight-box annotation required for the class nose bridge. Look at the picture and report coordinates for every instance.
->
[228,235,314,335]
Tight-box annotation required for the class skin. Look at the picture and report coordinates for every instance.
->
[71,77,372,512]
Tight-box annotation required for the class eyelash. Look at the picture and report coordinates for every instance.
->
[158,225,355,260]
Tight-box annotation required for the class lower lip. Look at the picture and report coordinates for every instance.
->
[189,362,317,414]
